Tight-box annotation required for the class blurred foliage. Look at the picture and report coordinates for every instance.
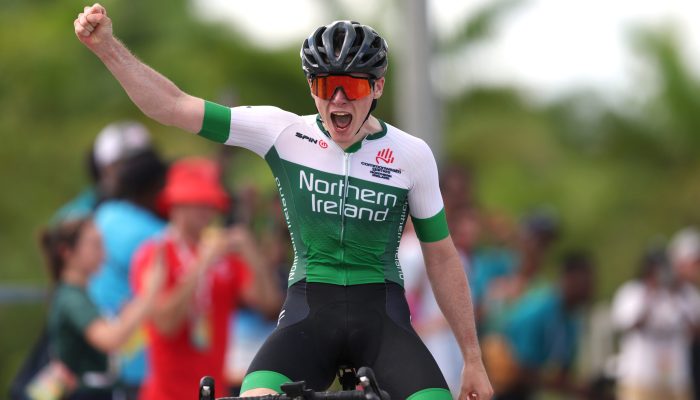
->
[437,0,525,53]
[2,0,700,396]
[442,27,700,297]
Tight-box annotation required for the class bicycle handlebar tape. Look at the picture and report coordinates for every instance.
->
[214,390,383,400]
[199,376,215,400]
[318,391,371,399]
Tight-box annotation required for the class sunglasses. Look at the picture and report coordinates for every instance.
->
[310,75,374,100]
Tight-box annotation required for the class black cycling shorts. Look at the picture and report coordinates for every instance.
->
[240,281,452,399]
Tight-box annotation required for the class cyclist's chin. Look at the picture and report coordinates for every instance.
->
[328,128,358,148]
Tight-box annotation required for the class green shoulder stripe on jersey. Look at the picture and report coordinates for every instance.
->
[413,208,449,242]
[240,370,291,394]
[198,101,230,143]
[406,388,453,400]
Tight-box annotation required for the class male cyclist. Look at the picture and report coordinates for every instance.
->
[74,5,493,399]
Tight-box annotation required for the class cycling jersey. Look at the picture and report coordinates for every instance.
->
[199,102,453,399]
[199,101,449,287]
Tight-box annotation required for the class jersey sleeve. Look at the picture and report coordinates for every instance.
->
[406,140,449,242]
[62,289,101,333]
[198,101,301,157]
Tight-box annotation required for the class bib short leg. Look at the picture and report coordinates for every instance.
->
[241,281,452,399]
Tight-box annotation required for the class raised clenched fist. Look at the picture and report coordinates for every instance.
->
[74,3,112,50]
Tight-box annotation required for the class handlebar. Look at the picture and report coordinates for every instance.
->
[199,367,390,400]
[215,391,371,400]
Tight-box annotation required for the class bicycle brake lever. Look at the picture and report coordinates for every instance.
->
[356,367,388,399]
[199,376,215,400]
[280,380,317,400]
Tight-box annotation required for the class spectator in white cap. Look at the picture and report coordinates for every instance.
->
[93,121,152,199]
[669,227,700,284]
[87,142,168,400]
[669,227,700,400]
[51,121,153,223]
[611,232,700,400]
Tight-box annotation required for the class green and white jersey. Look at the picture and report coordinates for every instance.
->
[199,101,448,287]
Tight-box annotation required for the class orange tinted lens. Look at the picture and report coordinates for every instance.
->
[311,76,371,100]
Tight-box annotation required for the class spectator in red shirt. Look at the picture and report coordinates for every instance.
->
[130,157,282,400]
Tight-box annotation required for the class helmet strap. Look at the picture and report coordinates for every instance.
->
[354,99,378,137]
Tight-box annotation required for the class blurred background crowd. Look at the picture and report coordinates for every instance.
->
[3,0,700,399]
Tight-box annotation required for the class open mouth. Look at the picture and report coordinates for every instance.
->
[330,112,353,130]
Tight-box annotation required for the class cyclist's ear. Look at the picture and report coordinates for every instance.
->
[372,77,385,99]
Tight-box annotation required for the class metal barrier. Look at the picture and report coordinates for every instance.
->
[0,285,47,304]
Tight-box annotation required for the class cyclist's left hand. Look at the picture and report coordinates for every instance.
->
[460,357,494,400]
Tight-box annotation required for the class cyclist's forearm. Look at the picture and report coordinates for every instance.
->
[93,37,204,133]
[422,238,481,361]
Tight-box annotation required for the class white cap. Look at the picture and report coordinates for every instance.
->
[668,227,700,265]
[93,121,151,168]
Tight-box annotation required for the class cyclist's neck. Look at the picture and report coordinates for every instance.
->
[337,115,381,150]
[360,115,382,137]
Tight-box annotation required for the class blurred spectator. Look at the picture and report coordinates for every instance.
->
[448,205,481,279]
[225,196,293,393]
[130,157,282,400]
[37,217,162,400]
[611,242,700,400]
[51,121,153,223]
[87,148,168,397]
[399,220,463,396]
[671,228,700,400]
[474,209,560,334]
[678,229,700,400]
[669,227,700,285]
[482,251,595,400]
[440,163,475,212]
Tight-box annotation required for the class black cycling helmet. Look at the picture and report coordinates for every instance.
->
[301,20,388,79]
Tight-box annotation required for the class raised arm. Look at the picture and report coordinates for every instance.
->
[421,236,494,400]
[74,3,204,133]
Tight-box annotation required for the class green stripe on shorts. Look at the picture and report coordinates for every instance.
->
[240,370,291,394]
[406,387,453,400]
[198,100,231,143]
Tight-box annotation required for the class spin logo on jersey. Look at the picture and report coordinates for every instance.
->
[376,148,394,164]
[295,132,324,147]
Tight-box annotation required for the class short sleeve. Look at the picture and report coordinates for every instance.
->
[62,289,101,333]
[198,102,302,157]
[404,139,448,242]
